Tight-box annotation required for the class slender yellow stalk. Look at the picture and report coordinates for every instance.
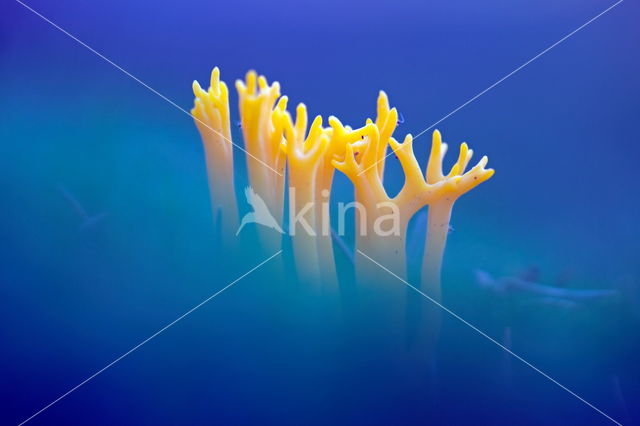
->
[312,116,372,289]
[421,129,494,299]
[331,94,412,280]
[331,116,413,335]
[236,71,287,252]
[275,103,329,285]
[314,176,337,289]
[314,147,338,288]
[191,67,239,248]
[333,117,495,352]
[404,129,494,358]
[422,200,452,301]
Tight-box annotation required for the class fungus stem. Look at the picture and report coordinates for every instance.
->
[421,200,454,301]
[289,177,321,285]
[315,168,339,289]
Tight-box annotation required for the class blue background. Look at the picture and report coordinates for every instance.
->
[1,0,639,424]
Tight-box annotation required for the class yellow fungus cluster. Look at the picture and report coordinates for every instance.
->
[191,67,494,297]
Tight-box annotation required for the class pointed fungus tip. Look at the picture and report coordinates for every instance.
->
[210,67,220,87]
[276,96,289,110]
[192,80,202,94]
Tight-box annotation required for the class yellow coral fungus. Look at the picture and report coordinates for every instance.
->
[422,130,494,301]
[315,116,373,288]
[235,71,287,252]
[190,66,494,310]
[191,67,239,248]
[331,92,412,280]
[276,102,329,284]
[332,93,494,296]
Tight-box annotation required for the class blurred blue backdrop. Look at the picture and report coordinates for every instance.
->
[1,0,639,424]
